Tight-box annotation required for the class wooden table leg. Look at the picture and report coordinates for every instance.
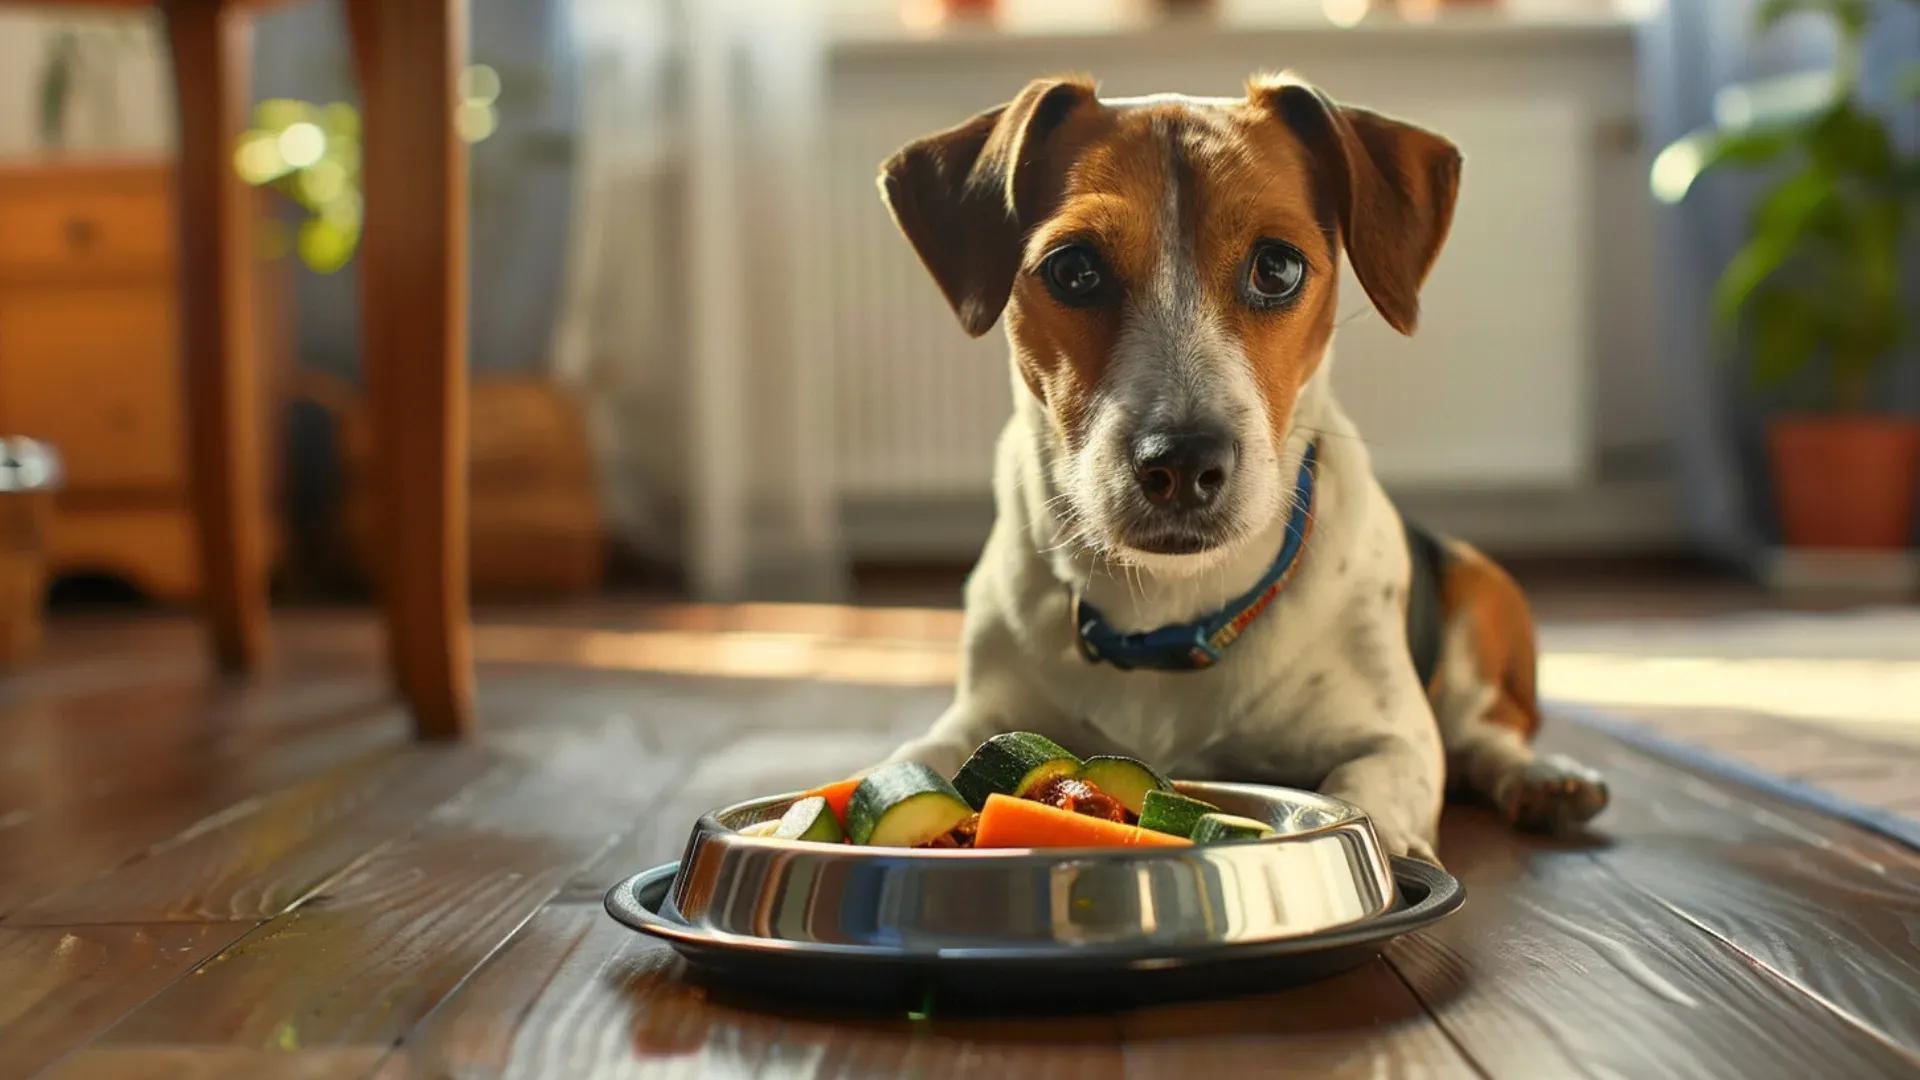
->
[346,0,474,738]
[162,0,268,673]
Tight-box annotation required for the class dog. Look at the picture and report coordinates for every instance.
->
[875,73,1607,862]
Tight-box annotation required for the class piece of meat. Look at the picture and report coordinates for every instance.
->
[923,814,980,848]
[1027,776,1130,823]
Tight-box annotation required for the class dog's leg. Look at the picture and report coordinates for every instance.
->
[885,699,1010,778]
[1291,613,1449,865]
[1317,734,1446,866]
[1442,693,1608,833]
[883,615,1072,777]
[1432,543,1608,832]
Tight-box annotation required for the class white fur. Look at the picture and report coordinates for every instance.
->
[889,353,1446,863]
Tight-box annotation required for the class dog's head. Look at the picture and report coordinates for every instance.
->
[880,74,1460,574]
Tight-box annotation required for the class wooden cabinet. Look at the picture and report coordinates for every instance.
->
[0,158,278,603]
[0,288,185,488]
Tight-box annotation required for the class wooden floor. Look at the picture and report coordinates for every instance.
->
[3,607,1919,1079]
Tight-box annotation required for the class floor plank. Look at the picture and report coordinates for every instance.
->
[1587,703,1920,826]
[10,743,496,925]
[1544,722,1920,1063]
[390,903,1133,1080]
[387,905,777,1078]
[39,1047,391,1080]
[0,923,249,1080]
[1388,807,1919,1080]
[0,666,396,823]
[1120,961,1478,1079]
[0,714,408,918]
[82,731,682,1052]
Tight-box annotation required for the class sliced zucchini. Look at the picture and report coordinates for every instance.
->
[737,819,781,837]
[1138,789,1221,837]
[1190,812,1276,844]
[772,795,845,844]
[847,762,974,847]
[1076,755,1173,815]
[951,732,1081,810]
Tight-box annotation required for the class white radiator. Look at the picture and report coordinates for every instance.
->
[822,108,1013,500]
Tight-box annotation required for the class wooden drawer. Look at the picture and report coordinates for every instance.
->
[0,179,170,279]
[45,506,198,603]
[0,286,183,489]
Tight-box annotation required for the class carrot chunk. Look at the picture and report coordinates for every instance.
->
[973,793,1193,849]
[803,778,863,826]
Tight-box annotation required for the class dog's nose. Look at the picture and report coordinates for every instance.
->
[1131,429,1237,510]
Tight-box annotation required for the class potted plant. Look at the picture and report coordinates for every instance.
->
[1653,0,1919,550]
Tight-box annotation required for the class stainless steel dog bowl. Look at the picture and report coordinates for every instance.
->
[605,782,1463,1007]
[674,782,1392,949]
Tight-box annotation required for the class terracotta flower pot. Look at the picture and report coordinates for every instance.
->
[1767,415,1920,550]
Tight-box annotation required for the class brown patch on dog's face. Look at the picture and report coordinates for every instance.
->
[995,104,1135,451]
[1197,103,1343,455]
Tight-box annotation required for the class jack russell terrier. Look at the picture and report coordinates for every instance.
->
[876,74,1608,863]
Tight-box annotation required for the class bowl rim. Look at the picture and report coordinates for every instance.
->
[695,779,1371,861]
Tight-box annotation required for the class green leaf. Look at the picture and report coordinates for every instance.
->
[1808,102,1894,178]
[1748,288,1821,387]
[1713,170,1832,326]
[1753,168,1834,235]
[1826,201,1903,385]
[1715,234,1795,332]
[1896,158,1920,194]
[1707,126,1799,168]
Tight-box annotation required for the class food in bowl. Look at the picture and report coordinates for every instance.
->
[750,732,1282,850]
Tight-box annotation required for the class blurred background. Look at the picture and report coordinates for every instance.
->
[0,0,1915,617]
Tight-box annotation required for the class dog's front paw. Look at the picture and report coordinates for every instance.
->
[1494,754,1609,833]
[1369,821,1442,868]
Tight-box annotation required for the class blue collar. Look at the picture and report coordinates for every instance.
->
[1071,441,1320,672]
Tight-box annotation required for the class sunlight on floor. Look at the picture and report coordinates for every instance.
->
[476,606,1920,737]
[474,625,961,687]
[1541,653,1920,728]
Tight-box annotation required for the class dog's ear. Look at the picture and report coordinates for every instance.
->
[1249,74,1461,336]
[878,76,1097,337]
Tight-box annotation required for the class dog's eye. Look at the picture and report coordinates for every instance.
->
[1246,241,1307,306]
[1042,245,1108,305]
